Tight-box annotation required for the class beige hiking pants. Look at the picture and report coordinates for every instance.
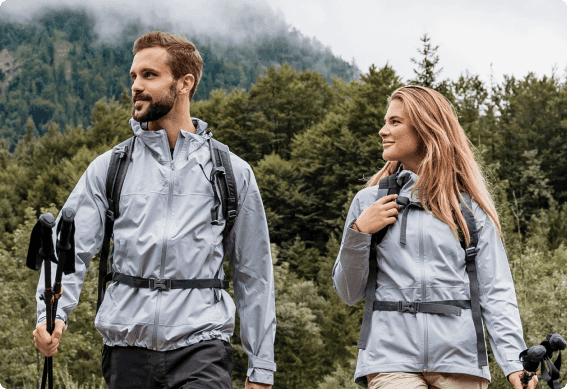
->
[367,372,489,389]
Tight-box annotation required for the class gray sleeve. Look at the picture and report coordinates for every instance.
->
[36,152,110,325]
[227,166,276,385]
[474,204,526,377]
[332,193,373,306]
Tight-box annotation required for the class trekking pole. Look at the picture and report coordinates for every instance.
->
[520,345,545,388]
[52,208,76,326]
[36,213,56,389]
[520,333,567,389]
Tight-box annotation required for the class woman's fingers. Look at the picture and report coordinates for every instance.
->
[384,216,397,226]
[356,194,401,234]
[377,194,398,205]
[385,206,399,217]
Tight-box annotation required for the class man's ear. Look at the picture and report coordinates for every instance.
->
[178,74,195,97]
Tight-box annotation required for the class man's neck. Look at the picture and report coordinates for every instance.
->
[147,110,196,149]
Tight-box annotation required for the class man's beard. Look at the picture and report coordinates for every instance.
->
[132,82,177,123]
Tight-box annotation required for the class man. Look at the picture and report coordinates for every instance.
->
[33,31,276,389]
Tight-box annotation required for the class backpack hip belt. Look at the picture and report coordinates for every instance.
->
[107,272,229,291]
[373,299,471,316]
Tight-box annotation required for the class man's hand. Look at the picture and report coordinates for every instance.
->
[508,370,537,389]
[33,319,66,357]
[245,378,272,389]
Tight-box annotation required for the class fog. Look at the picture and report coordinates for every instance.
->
[0,0,291,45]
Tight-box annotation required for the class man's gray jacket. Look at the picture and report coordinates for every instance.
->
[36,118,277,384]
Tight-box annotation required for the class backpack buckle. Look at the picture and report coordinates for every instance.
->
[399,301,417,314]
[465,247,478,260]
[114,146,128,159]
[211,166,226,177]
[149,278,171,291]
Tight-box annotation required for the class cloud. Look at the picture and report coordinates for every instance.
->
[0,0,289,45]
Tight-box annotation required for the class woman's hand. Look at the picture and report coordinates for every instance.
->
[354,194,399,235]
[508,371,537,389]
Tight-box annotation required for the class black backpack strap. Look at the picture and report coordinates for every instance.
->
[97,137,135,313]
[207,138,238,234]
[460,193,488,367]
[357,172,401,350]
[205,135,239,298]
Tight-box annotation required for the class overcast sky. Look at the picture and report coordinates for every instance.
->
[261,0,567,84]
[1,0,566,85]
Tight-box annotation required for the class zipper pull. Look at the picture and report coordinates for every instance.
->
[170,161,175,170]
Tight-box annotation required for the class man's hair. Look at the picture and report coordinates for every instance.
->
[133,31,203,101]
[366,85,501,245]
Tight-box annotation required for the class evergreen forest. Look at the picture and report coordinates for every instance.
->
[1,8,567,389]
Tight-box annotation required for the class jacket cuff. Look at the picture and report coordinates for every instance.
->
[502,360,524,378]
[37,314,68,327]
[247,356,276,385]
[247,368,274,385]
[344,220,372,247]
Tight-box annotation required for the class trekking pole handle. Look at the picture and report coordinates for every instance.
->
[56,208,75,252]
[38,213,56,258]
[519,344,546,388]
[53,208,75,311]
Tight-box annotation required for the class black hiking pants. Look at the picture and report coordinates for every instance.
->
[102,339,233,389]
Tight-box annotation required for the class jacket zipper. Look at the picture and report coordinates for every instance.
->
[420,210,429,371]
[151,135,177,350]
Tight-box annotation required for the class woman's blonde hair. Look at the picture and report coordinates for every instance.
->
[366,85,500,245]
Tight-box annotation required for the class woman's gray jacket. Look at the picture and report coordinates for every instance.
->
[36,118,277,384]
[332,171,525,387]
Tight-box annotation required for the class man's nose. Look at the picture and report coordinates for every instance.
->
[132,78,143,94]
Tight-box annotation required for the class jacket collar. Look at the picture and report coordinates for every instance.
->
[396,169,417,188]
[128,118,209,160]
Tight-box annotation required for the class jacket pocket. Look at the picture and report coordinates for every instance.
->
[427,309,479,369]
[362,311,421,366]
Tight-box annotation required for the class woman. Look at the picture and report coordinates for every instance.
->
[332,85,536,389]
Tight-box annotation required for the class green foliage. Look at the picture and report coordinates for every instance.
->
[317,349,359,389]
[0,8,357,151]
[0,207,48,388]
[410,34,444,90]
[2,25,567,389]
[0,206,105,387]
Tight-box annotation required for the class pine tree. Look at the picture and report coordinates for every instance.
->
[410,34,444,89]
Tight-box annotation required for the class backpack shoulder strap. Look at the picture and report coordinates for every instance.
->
[358,172,401,350]
[460,193,488,367]
[97,136,135,313]
[208,137,238,234]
